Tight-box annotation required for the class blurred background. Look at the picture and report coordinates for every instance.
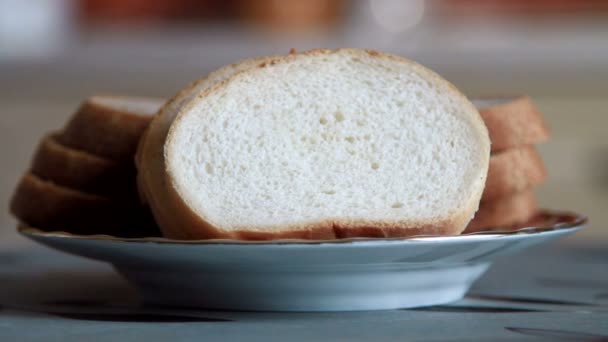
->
[1,0,606,244]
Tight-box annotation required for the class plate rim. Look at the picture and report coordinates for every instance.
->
[18,209,587,246]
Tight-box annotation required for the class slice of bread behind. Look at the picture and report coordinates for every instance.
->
[163,48,491,240]
[31,133,137,198]
[59,95,165,161]
[10,174,159,237]
[136,56,277,238]
[465,190,538,233]
[472,96,550,152]
[483,146,547,201]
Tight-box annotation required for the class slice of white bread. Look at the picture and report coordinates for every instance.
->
[465,190,538,233]
[483,146,547,201]
[58,95,165,161]
[472,96,550,153]
[31,133,137,198]
[10,173,159,237]
[156,48,490,240]
[136,55,277,238]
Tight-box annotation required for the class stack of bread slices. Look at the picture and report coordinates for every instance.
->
[11,49,551,240]
[10,95,164,237]
[466,97,550,233]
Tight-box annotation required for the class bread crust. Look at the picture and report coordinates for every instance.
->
[31,133,137,198]
[10,173,159,237]
[58,95,164,161]
[483,146,547,201]
[465,190,538,233]
[473,96,550,152]
[160,48,490,240]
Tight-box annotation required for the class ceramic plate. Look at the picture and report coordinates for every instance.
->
[20,210,586,312]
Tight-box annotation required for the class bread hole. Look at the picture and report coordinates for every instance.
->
[391,202,403,209]
[300,136,306,142]
[351,57,361,63]
[205,163,213,175]
[345,136,355,143]
[223,121,229,128]
[415,91,423,99]
[346,149,355,155]
[321,190,336,195]
[396,101,404,108]
[254,104,261,110]
[309,137,317,144]
[319,117,328,125]
[364,134,371,141]
[356,119,366,127]
[449,140,455,147]
[334,111,345,122]
[363,80,373,87]
[371,162,380,170]
[240,165,247,171]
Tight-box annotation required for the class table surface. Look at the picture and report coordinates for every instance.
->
[0,237,606,342]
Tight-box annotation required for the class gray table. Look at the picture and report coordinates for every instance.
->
[0,240,606,341]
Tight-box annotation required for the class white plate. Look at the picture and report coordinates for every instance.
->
[19,210,586,312]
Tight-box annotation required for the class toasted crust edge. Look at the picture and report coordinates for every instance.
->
[58,95,164,160]
[483,146,547,201]
[465,190,538,233]
[474,96,550,152]
[10,173,159,237]
[31,133,137,198]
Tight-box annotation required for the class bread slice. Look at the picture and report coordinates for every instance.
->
[31,133,137,198]
[465,190,538,233]
[136,55,277,238]
[10,173,159,237]
[58,95,165,161]
[158,48,490,240]
[483,146,547,201]
[472,96,550,153]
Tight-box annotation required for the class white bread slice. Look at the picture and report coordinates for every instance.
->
[10,173,159,237]
[31,133,137,198]
[59,95,165,161]
[465,190,538,233]
[483,146,547,201]
[160,49,490,240]
[472,96,550,153]
[136,56,277,238]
